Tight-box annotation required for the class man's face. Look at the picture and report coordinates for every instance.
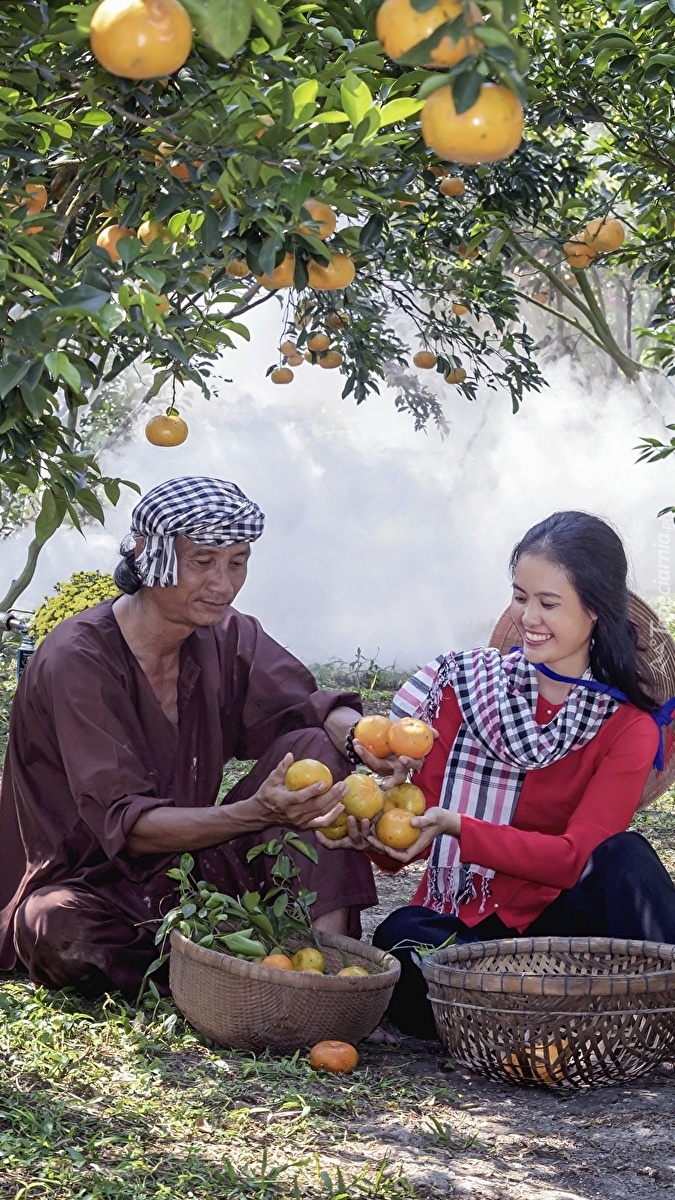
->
[145,535,251,627]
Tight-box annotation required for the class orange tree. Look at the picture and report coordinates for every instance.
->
[2,0,675,606]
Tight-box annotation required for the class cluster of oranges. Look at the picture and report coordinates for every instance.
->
[259,944,369,979]
[376,0,524,165]
[563,217,626,271]
[286,715,434,850]
[270,329,345,385]
[412,350,467,385]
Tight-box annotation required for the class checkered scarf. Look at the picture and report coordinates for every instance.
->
[391,648,617,914]
[122,476,265,587]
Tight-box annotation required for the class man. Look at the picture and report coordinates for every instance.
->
[0,476,377,997]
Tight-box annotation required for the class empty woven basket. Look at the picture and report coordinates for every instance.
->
[170,930,400,1051]
[422,936,675,1088]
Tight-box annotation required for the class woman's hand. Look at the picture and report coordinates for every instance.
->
[314,815,372,851]
[353,727,439,786]
[253,753,347,831]
[367,806,460,864]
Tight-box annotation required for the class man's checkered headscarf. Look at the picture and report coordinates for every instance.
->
[122,476,265,587]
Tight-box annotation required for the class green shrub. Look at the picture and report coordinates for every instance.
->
[30,570,119,645]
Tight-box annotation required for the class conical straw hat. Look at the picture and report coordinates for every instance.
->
[488,593,675,809]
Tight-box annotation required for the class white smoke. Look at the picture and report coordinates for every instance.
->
[2,301,672,668]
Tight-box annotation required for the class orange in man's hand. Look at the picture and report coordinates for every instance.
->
[387,717,434,759]
[342,773,384,821]
[354,715,393,758]
[309,1040,359,1073]
[321,812,349,840]
[384,782,426,815]
[375,808,420,851]
[285,759,333,791]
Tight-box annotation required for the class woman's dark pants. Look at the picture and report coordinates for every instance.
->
[373,832,675,1039]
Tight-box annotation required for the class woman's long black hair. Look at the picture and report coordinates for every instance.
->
[510,511,658,712]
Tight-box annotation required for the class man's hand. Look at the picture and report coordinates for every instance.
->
[367,806,460,864]
[314,815,372,852]
[253,753,347,831]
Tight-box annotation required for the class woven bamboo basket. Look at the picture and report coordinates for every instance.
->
[422,937,675,1089]
[169,930,400,1051]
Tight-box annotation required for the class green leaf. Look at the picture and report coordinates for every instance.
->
[312,110,350,124]
[35,488,65,545]
[417,74,451,101]
[76,487,105,523]
[293,79,319,120]
[249,0,282,45]
[44,351,81,393]
[0,358,32,399]
[190,0,253,59]
[452,70,482,115]
[341,71,373,129]
[378,97,425,126]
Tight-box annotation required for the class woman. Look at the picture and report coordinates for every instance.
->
[321,511,675,1038]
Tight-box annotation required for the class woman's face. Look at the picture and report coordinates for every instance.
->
[510,553,596,672]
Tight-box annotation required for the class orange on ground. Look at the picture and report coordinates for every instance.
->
[226,258,249,277]
[271,366,294,384]
[342,773,384,821]
[388,717,434,758]
[262,953,294,970]
[255,252,295,290]
[285,759,333,791]
[138,218,169,245]
[319,351,343,369]
[280,339,297,356]
[354,715,393,758]
[452,303,468,315]
[337,966,369,977]
[297,199,337,241]
[445,367,467,384]
[307,254,355,291]
[292,947,326,973]
[584,217,625,253]
[376,0,482,68]
[440,176,465,197]
[413,350,437,369]
[563,241,596,269]
[309,1040,359,1073]
[307,332,330,352]
[96,224,136,262]
[421,82,524,165]
[321,811,349,840]
[145,411,188,446]
[375,808,420,851]
[384,782,426,815]
[90,0,193,80]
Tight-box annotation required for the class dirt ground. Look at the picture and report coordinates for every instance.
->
[357,863,675,1200]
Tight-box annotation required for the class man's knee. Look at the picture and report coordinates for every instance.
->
[14,885,77,966]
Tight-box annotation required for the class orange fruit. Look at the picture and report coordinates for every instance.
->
[439,176,465,197]
[307,254,355,291]
[326,310,349,330]
[255,252,295,290]
[336,966,369,977]
[321,812,350,840]
[286,353,304,366]
[255,114,275,138]
[96,223,136,262]
[584,217,625,253]
[292,947,326,973]
[285,759,333,791]
[445,367,467,384]
[280,339,298,356]
[90,0,193,79]
[226,258,249,277]
[318,351,343,369]
[299,967,324,974]
[354,715,393,758]
[145,411,188,446]
[388,717,434,758]
[376,0,482,67]
[383,782,426,815]
[342,773,384,821]
[155,294,171,315]
[421,83,524,165]
[138,218,169,245]
[413,351,437,369]
[271,366,294,384]
[457,243,478,259]
[307,332,330,352]
[563,241,596,269]
[309,1040,359,1073]
[452,303,468,316]
[375,808,420,850]
[20,183,48,216]
[262,953,294,970]
[297,199,337,241]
